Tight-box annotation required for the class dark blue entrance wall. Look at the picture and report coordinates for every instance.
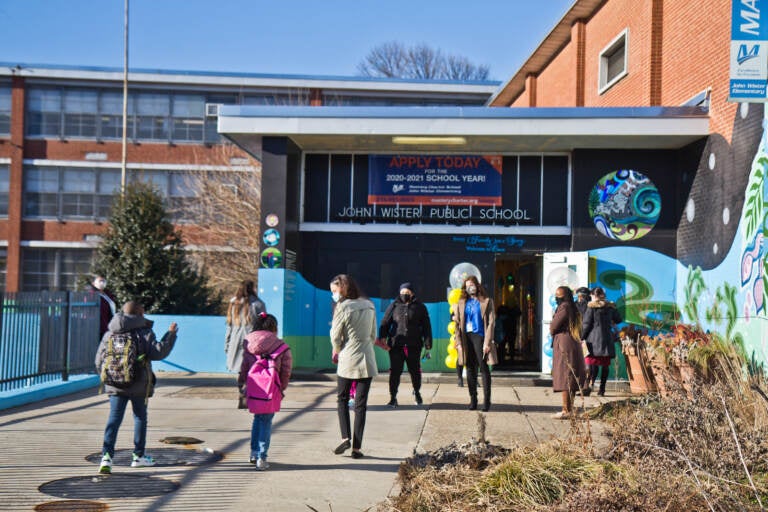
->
[570,148,699,256]
[298,232,570,303]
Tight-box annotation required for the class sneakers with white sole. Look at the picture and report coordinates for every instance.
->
[256,458,269,470]
[99,454,112,474]
[131,454,156,468]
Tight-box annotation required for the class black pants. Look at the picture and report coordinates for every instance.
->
[589,365,609,392]
[388,344,421,396]
[465,332,491,405]
[337,376,372,450]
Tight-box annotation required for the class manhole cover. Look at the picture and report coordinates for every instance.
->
[34,500,107,512]
[159,436,203,444]
[85,447,221,467]
[39,475,179,499]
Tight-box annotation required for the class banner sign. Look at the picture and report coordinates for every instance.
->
[729,0,768,101]
[368,155,502,206]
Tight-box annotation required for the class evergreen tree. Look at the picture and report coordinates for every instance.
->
[92,182,219,314]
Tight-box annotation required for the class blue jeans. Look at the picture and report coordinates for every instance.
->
[251,413,275,460]
[102,395,148,458]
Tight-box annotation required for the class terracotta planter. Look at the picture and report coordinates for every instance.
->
[649,361,671,398]
[678,361,695,399]
[623,352,657,394]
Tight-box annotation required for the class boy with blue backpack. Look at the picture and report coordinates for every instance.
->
[238,312,292,470]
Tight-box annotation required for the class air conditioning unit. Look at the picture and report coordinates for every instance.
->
[205,103,220,117]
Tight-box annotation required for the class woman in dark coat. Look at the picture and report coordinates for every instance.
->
[581,287,622,396]
[550,286,587,419]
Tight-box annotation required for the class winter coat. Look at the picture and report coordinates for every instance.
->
[95,312,177,398]
[379,296,433,349]
[452,296,498,366]
[575,298,589,323]
[330,297,378,380]
[237,330,292,392]
[224,294,267,372]
[90,285,117,339]
[549,303,587,392]
[581,300,622,358]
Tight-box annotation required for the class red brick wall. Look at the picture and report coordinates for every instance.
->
[583,0,654,106]
[662,0,734,140]
[536,37,577,106]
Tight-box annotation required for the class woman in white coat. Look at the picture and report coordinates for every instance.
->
[329,274,378,459]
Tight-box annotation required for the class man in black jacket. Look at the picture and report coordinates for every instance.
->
[378,282,432,407]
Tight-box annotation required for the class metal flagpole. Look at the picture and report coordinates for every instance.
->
[120,0,129,197]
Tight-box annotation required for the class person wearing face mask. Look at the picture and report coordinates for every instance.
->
[452,275,497,412]
[90,275,117,340]
[550,286,588,419]
[329,274,378,459]
[378,282,433,407]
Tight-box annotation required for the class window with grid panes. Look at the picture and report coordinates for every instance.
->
[172,94,205,142]
[23,166,59,217]
[99,90,131,140]
[0,85,10,135]
[96,169,120,218]
[21,248,93,291]
[61,167,96,217]
[63,89,98,138]
[0,165,8,216]
[27,88,62,137]
[136,93,170,141]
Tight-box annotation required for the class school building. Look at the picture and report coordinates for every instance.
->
[2,0,766,374]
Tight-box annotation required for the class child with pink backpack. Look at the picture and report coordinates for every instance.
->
[237,312,292,470]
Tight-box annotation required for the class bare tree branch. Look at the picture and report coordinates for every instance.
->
[358,41,491,81]
[174,144,262,300]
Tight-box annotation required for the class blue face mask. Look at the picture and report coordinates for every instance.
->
[332,291,341,303]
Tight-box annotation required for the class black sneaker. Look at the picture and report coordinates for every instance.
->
[413,391,423,405]
[387,397,398,408]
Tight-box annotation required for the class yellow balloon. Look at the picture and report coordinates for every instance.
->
[448,288,462,306]
[447,346,458,357]
[444,354,457,369]
[447,321,456,335]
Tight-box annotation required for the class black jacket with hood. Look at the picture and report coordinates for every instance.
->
[95,312,177,398]
[379,295,433,350]
[581,300,622,358]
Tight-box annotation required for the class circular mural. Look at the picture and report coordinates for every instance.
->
[263,228,280,247]
[260,248,283,268]
[588,169,661,241]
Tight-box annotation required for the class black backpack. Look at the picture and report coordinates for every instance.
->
[100,331,141,388]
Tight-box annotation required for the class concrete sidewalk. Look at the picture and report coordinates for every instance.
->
[0,372,628,511]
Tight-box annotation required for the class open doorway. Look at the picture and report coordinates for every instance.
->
[493,256,541,371]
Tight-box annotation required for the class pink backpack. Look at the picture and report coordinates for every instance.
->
[246,344,290,414]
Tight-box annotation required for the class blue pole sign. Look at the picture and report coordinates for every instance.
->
[730,0,768,101]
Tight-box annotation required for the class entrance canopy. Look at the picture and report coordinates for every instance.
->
[218,105,710,155]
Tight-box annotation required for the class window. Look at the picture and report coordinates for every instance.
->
[0,165,9,216]
[24,167,60,217]
[21,248,93,291]
[136,93,170,141]
[27,88,62,137]
[172,94,205,142]
[99,90,129,139]
[63,89,98,138]
[61,167,96,217]
[0,84,10,135]
[599,29,628,94]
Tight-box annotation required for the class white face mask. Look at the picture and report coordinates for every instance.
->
[466,285,477,295]
[94,279,107,291]
[332,291,341,303]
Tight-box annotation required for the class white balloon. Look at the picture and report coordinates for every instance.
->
[545,266,580,295]
[449,262,482,290]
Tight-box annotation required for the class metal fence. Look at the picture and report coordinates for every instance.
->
[0,291,100,392]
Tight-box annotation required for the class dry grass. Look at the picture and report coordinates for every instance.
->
[385,345,768,512]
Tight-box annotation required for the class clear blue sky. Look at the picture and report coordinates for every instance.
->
[0,0,574,81]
